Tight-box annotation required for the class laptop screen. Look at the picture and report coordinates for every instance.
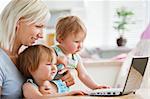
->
[123,57,148,94]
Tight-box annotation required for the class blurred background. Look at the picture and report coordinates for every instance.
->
[1,0,149,59]
[41,0,149,48]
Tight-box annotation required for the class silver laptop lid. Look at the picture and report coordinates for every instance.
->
[123,56,149,94]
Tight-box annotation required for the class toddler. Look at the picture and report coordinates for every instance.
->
[53,16,108,90]
[17,45,84,98]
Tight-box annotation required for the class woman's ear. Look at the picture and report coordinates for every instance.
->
[16,17,24,29]
[17,17,24,27]
[16,21,19,30]
[16,20,21,32]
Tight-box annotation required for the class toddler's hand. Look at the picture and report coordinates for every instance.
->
[95,85,110,89]
[67,90,85,96]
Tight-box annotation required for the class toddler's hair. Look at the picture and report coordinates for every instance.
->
[56,16,86,42]
[17,45,56,78]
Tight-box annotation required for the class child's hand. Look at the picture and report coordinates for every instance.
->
[95,85,110,89]
[67,90,85,96]
[39,86,51,95]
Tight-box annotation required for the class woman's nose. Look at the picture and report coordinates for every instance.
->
[37,33,43,38]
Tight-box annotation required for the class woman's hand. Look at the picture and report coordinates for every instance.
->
[58,68,75,87]
[39,81,57,95]
[56,56,75,87]
[39,86,51,95]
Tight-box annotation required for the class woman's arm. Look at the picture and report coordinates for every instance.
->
[23,82,62,99]
[23,82,84,99]
[23,83,43,99]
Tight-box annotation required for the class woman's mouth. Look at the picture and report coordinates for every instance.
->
[31,38,38,44]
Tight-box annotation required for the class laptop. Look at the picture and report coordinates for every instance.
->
[86,56,149,96]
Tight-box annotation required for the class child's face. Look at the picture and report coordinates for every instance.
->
[31,59,57,81]
[60,31,86,54]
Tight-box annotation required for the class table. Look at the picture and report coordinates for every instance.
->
[51,88,149,99]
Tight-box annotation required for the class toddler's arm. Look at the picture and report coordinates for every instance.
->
[77,61,108,89]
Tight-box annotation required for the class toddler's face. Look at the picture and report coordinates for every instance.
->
[61,31,86,54]
[32,59,57,81]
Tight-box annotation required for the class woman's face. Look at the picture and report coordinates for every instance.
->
[16,19,45,46]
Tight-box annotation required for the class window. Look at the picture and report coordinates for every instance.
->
[48,10,71,29]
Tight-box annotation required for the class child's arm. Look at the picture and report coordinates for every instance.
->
[77,61,108,90]
[23,82,84,99]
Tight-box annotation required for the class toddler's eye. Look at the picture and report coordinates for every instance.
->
[75,41,79,43]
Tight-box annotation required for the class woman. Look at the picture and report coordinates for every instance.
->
[0,0,74,98]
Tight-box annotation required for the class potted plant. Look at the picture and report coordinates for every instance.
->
[113,7,134,46]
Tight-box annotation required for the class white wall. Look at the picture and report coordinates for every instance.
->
[69,61,122,90]
[84,1,106,47]
[147,0,150,22]
[108,1,148,48]
[84,0,148,48]
[0,1,10,14]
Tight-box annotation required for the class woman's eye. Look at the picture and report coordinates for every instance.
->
[36,25,43,28]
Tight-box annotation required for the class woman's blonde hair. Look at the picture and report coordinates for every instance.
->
[17,45,56,78]
[56,16,87,42]
[0,0,50,51]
